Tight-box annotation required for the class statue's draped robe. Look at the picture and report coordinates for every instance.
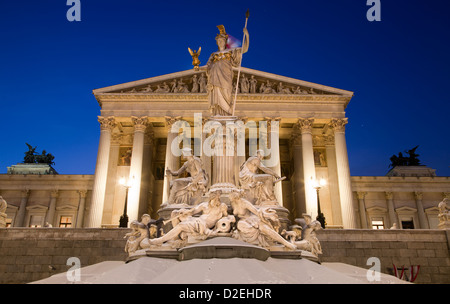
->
[233,205,279,247]
[206,48,242,116]
[239,157,276,204]
[168,157,208,205]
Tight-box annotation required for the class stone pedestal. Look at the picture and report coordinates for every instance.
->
[7,163,57,175]
[387,166,436,177]
[127,237,318,264]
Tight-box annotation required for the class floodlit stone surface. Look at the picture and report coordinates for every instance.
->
[2,228,449,284]
[31,256,410,284]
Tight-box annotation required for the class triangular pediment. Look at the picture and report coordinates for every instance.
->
[93,67,353,98]
[26,204,48,211]
[366,206,388,213]
[396,206,417,213]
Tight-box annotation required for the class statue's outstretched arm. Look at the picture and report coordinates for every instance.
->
[170,162,188,176]
[258,163,280,178]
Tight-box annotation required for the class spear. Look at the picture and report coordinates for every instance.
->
[232,9,249,117]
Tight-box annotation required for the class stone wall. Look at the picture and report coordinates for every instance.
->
[317,229,450,284]
[0,228,128,284]
[0,228,448,284]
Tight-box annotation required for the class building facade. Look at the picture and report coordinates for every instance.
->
[2,67,449,230]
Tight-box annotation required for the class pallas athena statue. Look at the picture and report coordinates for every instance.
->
[195,24,249,116]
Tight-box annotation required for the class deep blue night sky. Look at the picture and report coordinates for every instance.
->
[1,0,449,177]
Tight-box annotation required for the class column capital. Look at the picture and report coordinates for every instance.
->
[78,190,87,198]
[356,191,367,200]
[263,116,281,121]
[50,189,59,198]
[164,116,182,132]
[131,116,149,132]
[297,118,315,134]
[21,189,30,198]
[194,116,209,129]
[414,191,423,200]
[385,191,394,200]
[263,117,281,131]
[98,116,116,131]
[328,118,348,133]
[239,116,249,124]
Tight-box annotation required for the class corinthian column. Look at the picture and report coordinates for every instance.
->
[265,117,283,206]
[126,116,148,223]
[291,132,305,218]
[86,116,116,227]
[14,189,29,227]
[329,118,356,228]
[162,116,181,204]
[76,190,87,228]
[356,192,368,229]
[385,191,397,228]
[45,190,59,226]
[298,118,318,218]
[414,191,429,229]
[324,134,343,227]
[211,118,236,191]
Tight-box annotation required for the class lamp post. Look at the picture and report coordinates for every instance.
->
[119,177,133,228]
[312,178,327,229]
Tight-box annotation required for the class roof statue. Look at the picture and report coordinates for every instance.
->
[187,47,201,71]
[387,145,437,177]
[23,143,55,165]
[7,143,58,175]
[389,145,421,168]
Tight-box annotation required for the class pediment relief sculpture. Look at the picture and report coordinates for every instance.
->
[112,71,335,96]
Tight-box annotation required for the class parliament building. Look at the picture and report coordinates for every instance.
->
[2,67,448,231]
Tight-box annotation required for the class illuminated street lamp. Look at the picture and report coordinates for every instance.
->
[312,178,327,229]
[119,176,134,228]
